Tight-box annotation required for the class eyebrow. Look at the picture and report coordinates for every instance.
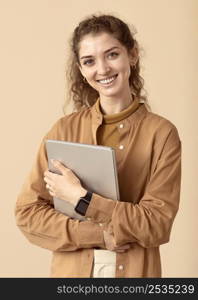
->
[80,46,120,60]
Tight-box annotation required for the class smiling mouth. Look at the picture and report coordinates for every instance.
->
[96,74,118,85]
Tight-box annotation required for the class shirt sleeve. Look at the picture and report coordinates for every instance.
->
[15,120,105,252]
[85,127,182,248]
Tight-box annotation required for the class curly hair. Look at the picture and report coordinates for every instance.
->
[64,14,146,113]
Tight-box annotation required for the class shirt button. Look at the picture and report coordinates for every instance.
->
[119,145,124,150]
[86,217,91,221]
[119,124,124,128]
[118,265,124,270]
[99,223,103,227]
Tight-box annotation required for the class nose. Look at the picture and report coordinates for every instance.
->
[97,59,111,75]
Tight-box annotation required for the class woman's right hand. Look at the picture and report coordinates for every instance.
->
[103,230,131,253]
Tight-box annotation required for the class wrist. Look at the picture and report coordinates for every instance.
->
[73,188,87,207]
[74,190,93,216]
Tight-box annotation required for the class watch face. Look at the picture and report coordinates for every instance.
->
[75,199,88,215]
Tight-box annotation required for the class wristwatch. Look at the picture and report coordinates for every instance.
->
[74,191,93,216]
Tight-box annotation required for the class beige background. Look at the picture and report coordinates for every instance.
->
[0,0,197,277]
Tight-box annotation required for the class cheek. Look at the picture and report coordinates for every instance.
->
[123,62,131,79]
[86,71,98,86]
[84,71,99,90]
[118,66,131,81]
[86,73,95,81]
[84,71,96,84]
[115,59,131,76]
[80,66,92,80]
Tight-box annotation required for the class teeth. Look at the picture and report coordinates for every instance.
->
[98,75,116,84]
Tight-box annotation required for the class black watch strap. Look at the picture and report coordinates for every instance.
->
[74,191,93,216]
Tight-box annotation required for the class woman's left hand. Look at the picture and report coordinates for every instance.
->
[44,160,87,206]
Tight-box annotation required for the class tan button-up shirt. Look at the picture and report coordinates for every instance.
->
[15,101,181,277]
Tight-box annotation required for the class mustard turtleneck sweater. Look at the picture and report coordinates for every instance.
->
[96,97,141,148]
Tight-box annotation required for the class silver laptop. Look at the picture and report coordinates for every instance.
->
[46,140,120,220]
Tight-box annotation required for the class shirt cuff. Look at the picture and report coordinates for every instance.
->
[78,220,105,249]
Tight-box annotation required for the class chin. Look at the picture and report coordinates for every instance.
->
[100,88,123,98]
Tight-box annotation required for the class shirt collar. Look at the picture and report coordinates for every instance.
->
[92,96,147,124]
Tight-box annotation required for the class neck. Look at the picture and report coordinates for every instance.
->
[99,91,133,115]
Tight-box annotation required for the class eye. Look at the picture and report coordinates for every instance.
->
[83,59,94,66]
[107,52,119,59]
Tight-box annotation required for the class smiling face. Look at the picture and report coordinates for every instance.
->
[78,32,135,101]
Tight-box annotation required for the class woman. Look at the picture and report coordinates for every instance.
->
[15,14,181,278]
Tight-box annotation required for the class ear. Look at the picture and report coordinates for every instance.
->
[129,44,139,66]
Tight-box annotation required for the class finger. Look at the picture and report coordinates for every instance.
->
[43,176,54,186]
[46,183,54,189]
[44,170,55,179]
[45,183,54,192]
[48,190,55,196]
[51,160,68,174]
